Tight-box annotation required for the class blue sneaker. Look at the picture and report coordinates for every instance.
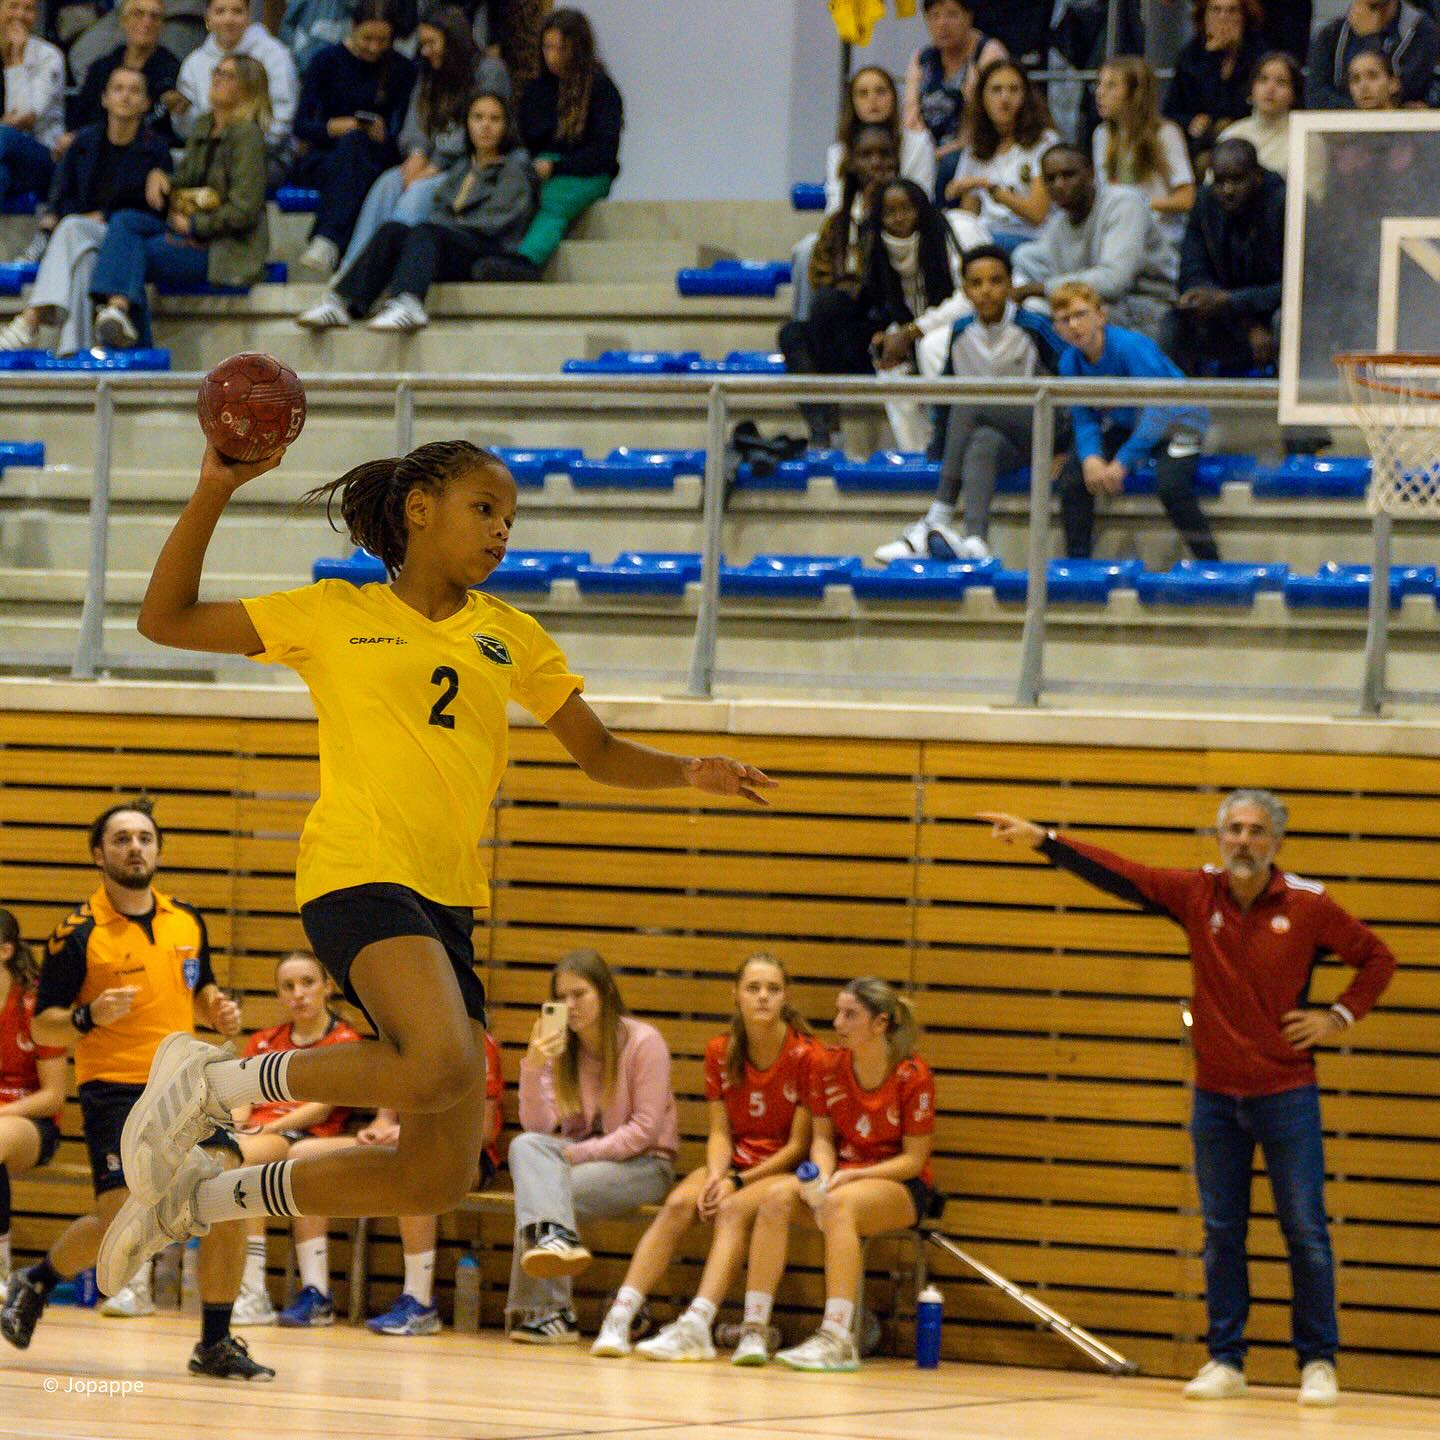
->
[277,1285,334,1328]
[367,1293,441,1336]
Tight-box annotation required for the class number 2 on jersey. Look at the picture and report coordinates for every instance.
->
[429,666,459,729]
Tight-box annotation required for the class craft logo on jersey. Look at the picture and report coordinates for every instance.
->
[472,633,513,666]
[177,945,200,991]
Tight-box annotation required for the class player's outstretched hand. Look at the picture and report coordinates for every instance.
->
[199,441,286,497]
[684,755,778,807]
[977,811,1047,848]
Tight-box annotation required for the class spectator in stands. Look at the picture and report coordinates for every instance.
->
[738,978,937,1372]
[281,0,364,76]
[336,5,509,281]
[1050,281,1218,562]
[1163,0,1268,170]
[778,124,899,448]
[0,66,170,354]
[505,949,677,1345]
[0,0,63,209]
[1347,42,1405,107]
[1012,144,1177,341]
[876,245,1066,564]
[1165,139,1285,377]
[1307,0,1440,109]
[297,88,534,332]
[825,65,935,215]
[591,954,818,1362]
[982,793,1395,1407]
[89,53,269,349]
[289,0,417,279]
[173,0,298,176]
[1093,56,1196,260]
[944,58,1057,253]
[903,0,1006,203]
[361,1030,501,1336]
[1218,50,1302,177]
[229,952,362,1329]
[64,0,183,152]
[492,6,621,281]
[0,909,67,1288]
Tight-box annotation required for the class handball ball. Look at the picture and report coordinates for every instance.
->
[197,352,307,463]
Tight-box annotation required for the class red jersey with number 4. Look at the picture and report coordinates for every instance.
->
[0,984,66,1122]
[483,1031,503,1167]
[806,1046,936,1186]
[704,1028,817,1170]
[243,1015,362,1135]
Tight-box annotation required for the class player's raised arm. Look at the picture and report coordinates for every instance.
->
[137,443,282,654]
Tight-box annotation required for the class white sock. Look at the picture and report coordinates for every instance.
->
[925,500,956,528]
[242,1236,266,1293]
[683,1296,717,1330]
[0,1234,11,1272]
[208,1050,297,1111]
[743,1290,773,1327]
[194,1161,298,1225]
[404,1249,435,1306]
[297,1236,329,1294]
[821,1297,855,1337]
[608,1285,643,1324]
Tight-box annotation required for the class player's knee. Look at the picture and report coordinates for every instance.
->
[757,1184,797,1223]
[400,1163,472,1215]
[399,1041,475,1112]
[713,1192,751,1225]
[661,1185,696,1221]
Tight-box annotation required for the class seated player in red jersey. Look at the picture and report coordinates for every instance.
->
[739,976,937,1372]
[230,952,361,1328]
[0,910,69,1284]
[591,952,819,1361]
[363,1029,505,1337]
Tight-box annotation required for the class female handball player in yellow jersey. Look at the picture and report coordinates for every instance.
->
[96,438,775,1293]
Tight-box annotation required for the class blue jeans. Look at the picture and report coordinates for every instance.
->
[89,210,209,346]
[1190,1085,1338,1370]
[0,124,55,205]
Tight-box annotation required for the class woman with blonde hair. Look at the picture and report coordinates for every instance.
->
[506,949,678,1344]
[89,51,271,348]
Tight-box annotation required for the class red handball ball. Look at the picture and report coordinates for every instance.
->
[197,352,307,463]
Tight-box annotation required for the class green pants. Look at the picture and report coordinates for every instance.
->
[517,167,613,268]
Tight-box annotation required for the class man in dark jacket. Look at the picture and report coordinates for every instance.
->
[1307,0,1440,107]
[1163,139,1284,376]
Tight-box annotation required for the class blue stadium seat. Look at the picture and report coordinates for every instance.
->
[0,193,38,215]
[733,447,844,491]
[676,260,792,298]
[720,554,861,598]
[32,349,170,370]
[482,548,590,594]
[154,261,288,296]
[791,183,826,211]
[1251,455,1370,499]
[993,558,1144,603]
[833,451,940,493]
[574,551,704,595]
[313,548,386,584]
[569,447,705,488]
[688,350,787,374]
[851,557,999,600]
[563,349,701,374]
[1283,562,1436,608]
[274,187,321,213]
[0,261,38,296]
[1123,453,1256,497]
[1135,561,1290,607]
[491,446,582,487]
[0,441,44,470]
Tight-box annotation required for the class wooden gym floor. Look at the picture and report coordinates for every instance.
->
[1,1311,1436,1440]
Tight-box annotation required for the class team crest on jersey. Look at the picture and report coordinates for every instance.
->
[176,945,200,990]
[1271,915,1291,933]
[472,633,513,666]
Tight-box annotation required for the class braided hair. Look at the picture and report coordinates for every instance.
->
[301,440,502,578]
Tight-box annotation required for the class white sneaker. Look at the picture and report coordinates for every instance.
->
[298,237,339,277]
[590,1308,634,1357]
[730,1322,771,1367]
[99,1266,154,1317]
[775,1325,860,1372]
[636,1312,716,1362]
[1298,1359,1339,1407]
[296,295,350,330]
[97,1145,218,1297]
[873,519,929,564]
[1182,1359,1248,1399]
[0,313,38,350]
[366,294,428,333]
[92,303,138,349]
[232,1281,278,1327]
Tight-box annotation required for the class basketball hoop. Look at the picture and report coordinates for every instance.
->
[1335,352,1440,515]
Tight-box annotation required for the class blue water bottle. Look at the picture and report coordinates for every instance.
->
[915,1284,943,1368]
[75,1268,99,1307]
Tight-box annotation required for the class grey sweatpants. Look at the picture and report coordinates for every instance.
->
[505,1130,673,1326]
[939,404,1033,543]
[30,214,106,356]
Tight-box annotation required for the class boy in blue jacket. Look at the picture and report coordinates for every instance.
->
[1051,281,1218,562]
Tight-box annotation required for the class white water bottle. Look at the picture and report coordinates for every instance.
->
[796,1160,827,1210]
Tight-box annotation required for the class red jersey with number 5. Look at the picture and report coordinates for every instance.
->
[806,1046,936,1185]
[0,984,66,1122]
[704,1028,817,1170]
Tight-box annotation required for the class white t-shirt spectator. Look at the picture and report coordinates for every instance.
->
[954,127,1059,242]
[175,23,299,151]
[1091,118,1194,250]
[3,34,65,150]
[823,129,936,214]
[1217,113,1290,178]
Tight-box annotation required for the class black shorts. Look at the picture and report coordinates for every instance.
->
[79,1080,242,1196]
[23,1115,61,1168]
[300,883,488,1029]
[904,1178,944,1226]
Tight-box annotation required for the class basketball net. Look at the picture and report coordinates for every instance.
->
[1335,352,1440,516]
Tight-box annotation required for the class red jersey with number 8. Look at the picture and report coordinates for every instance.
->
[806,1046,936,1185]
[704,1028,818,1170]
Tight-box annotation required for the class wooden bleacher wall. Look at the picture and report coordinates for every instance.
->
[2,710,1436,1395]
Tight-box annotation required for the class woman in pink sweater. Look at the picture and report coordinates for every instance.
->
[507,948,678,1342]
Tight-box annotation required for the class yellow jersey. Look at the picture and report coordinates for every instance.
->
[242,580,582,909]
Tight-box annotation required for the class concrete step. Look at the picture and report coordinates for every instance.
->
[545,240,732,283]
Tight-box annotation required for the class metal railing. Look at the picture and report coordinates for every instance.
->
[0,369,1408,714]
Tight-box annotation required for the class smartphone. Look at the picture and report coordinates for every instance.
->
[539,1000,568,1041]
